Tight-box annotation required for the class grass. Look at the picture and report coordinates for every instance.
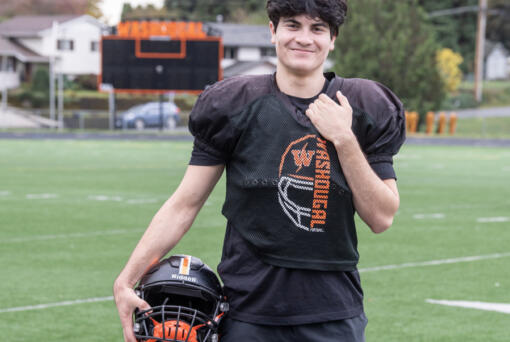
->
[0,140,509,341]
[455,116,510,138]
[457,80,510,108]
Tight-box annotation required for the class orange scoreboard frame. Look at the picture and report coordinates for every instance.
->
[99,21,223,94]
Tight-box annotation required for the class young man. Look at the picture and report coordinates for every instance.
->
[113,0,405,341]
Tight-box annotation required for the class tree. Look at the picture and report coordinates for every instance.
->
[418,0,477,74]
[436,48,463,93]
[487,0,510,51]
[333,0,445,118]
[163,0,265,22]
[0,0,103,17]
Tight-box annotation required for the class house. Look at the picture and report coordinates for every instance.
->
[206,22,277,78]
[206,22,333,78]
[485,41,509,80]
[0,14,105,90]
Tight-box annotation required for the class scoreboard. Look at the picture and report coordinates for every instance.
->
[99,21,223,94]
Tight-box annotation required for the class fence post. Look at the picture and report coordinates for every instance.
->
[425,112,434,135]
[449,112,457,135]
[437,112,446,134]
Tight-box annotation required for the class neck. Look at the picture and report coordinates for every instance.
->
[275,66,326,98]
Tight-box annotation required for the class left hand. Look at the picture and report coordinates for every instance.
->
[305,91,353,145]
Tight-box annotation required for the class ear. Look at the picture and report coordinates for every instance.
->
[329,35,337,51]
[269,21,276,44]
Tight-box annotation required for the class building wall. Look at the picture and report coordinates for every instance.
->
[237,47,262,61]
[0,71,20,89]
[486,47,508,80]
[38,18,102,75]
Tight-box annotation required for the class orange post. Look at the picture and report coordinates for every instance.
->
[405,111,411,132]
[449,112,457,135]
[425,112,435,135]
[437,112,446,134]
[410,112,419,133]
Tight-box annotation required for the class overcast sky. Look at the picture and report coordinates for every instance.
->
[99,0,164,25]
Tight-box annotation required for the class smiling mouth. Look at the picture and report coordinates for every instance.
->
[291,48,314,53]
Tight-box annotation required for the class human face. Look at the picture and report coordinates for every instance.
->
[270,14,336,77]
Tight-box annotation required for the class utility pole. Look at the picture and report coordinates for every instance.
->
[49,21,58,125]
[474,0,487,103]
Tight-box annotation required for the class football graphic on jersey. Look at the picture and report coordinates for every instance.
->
[278,134,331,232]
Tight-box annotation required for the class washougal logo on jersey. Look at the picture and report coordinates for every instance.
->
[278,134,331,232]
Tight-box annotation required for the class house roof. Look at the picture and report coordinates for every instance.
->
[223,59,276,78]
[206,22,273,48]
[0,15,84,38]
[0,36,48,63]
[485,41,508,58]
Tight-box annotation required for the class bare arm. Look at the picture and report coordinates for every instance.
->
[113,164,224,342]
[305,91,399,233]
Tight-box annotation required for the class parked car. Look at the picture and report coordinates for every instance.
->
[116,101,180,130]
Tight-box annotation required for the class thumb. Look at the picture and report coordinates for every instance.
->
[136,297,151,313]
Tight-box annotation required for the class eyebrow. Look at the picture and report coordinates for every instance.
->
[282,18,328,28]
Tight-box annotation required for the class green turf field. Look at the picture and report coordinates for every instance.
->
[1,139,509,341]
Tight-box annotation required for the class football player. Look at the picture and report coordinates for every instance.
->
[113,0,405,341]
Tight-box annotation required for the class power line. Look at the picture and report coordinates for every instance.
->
[428,5,502,17]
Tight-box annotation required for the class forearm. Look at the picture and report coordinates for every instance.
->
[114,196,199,288]
[333,132,399,233]
[114,165,223,289]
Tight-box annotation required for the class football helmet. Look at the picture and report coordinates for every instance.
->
[133,255,228,342]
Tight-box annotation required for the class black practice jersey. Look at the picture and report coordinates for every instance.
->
[188,72,405,324]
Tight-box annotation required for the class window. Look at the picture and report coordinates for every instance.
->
[224,47,237,59]
[57,39,74,51]
[261,47,276,57]
[90,41,99,52]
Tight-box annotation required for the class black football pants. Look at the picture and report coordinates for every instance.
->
[219,313,367,342]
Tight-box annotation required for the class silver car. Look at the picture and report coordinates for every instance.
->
[116,101,181,130]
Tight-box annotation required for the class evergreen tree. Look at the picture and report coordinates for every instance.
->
[333,0,445,118]
[487,0,510,51]
[418,0,477,74]
[163,0,265,22]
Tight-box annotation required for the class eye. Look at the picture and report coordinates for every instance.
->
[313,26,327,33]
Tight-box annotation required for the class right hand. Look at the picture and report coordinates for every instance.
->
[113,282,152,342]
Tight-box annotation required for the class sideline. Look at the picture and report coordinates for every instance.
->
[2,131,510,147]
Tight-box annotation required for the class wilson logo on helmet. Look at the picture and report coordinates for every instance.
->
[134,255,228,342]
[278,135,331,232]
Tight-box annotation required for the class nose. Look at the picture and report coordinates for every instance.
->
[294,29,313,46]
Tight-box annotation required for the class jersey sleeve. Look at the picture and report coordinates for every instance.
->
[189,140,225,166]
[347,79,406,180]
[188,75,271,163]
[188,83,238,162]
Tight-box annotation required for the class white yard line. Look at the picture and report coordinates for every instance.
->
[412,213,445,219]
[359,252,510,273]
[1,228,144,243]
[477,217,509,223]
[2,252,510,313]
[26,193,58,199]
[0,296,113,314]
[426,299,510,314]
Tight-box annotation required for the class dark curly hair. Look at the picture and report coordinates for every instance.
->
[266,0,348,37]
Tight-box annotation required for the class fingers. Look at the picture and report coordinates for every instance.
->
[115,287,152,342]
[336,91,352,110]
